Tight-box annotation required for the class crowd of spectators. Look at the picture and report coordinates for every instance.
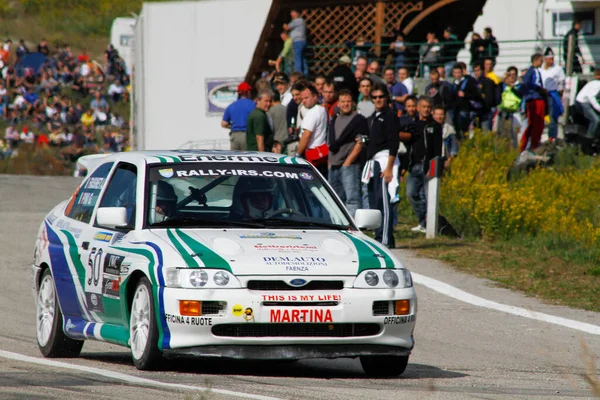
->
[0,38,130,162]
[222,11,600,248]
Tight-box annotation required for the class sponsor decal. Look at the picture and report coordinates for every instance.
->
[254,244,317,252]
[263,256,327,272]
[102,277,120,299]
[54,219,82,238]
[231,304,244,317]
[103,253,125,275]
[46,213,57,225]
[85,177,105,190]
[177,155,280,163]
[159,168,174,178]
[78,191,95,205]
[165,313,213,326]
[243,307,255,322]
[36,225,49,263]
[383,315,416,325]
[65,319,76,332]
[111,232,126,245]
[299,172,313,180]
[94,232,114,242]
[175,168,299,180]
[85,292,104,313]
[270,309,333,323]
[262,294,341,301]
[239,232,302,240]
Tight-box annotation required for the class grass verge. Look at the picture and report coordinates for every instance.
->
[393,212,600,313]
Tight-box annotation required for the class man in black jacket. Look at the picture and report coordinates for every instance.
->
[328,90,369,218]
[363,84,400,248]
[328,55,359,101]
[451,63,481,139]
[563,20,584,74]
[405,96,443,233]
[473,61,497,132]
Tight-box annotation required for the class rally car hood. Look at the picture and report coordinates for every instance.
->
[149,228,401,276]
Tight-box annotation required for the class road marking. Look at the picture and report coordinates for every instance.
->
[0,350,284,400]
[412,272,600,336]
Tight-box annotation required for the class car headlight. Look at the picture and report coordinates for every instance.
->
[383,269,399,287]
[365,271,379,286]
[165,268,241,288]
[213,271,229,286]
[189,270,208,288]
[354,269,413,289]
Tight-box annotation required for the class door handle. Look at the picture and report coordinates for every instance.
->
[82,241,90,250]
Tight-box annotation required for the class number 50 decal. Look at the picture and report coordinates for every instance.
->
[87,247,104,286]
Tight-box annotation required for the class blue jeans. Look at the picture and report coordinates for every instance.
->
[580,101,600,139]
[547,95,558,140]
[406,164,427,227]
[293,41,309,76]
[328,164,361,218]
[444,61,455,79]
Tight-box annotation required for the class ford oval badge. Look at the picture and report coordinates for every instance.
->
[289,278,308,287]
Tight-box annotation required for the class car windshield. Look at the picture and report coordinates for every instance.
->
[146,162,352,229]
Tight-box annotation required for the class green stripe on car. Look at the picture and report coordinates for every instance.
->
[110,246,165,351]
[175,229,232,272]
[166,229,200,267]
[340,231,382,273]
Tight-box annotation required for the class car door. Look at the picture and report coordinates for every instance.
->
[85,162,138,325]
[62,162,114,323]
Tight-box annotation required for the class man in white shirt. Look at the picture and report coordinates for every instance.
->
[398,67,414,95]
[273,73,293,107]
[575,68,600,139]
[539,47,566,141]
[298,85,328,176]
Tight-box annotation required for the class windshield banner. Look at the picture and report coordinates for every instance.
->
[149,163,315,182]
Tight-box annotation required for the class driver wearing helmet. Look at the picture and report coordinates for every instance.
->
[154,180,178,222]
[230,177,276,219]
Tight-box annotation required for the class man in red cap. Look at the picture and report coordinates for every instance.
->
[221,82,256,151]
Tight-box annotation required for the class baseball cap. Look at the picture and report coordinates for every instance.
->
[237,82,252,92]
[273,72,289,84]
[339,55,352,64]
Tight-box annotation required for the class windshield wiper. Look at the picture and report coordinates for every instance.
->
[150,217,266,228]
[248,217,350,230]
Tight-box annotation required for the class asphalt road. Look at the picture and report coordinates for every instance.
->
[1,174,599,400]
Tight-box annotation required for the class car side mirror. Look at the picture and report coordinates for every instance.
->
[354,209,381,230]
[96,207,129,229]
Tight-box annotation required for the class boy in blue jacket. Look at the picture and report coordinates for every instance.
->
[520,53,546,152]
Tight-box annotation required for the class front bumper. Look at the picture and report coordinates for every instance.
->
[160,285,417,353]
[163,344,411,360]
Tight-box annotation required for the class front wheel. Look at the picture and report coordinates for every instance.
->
[130,277,162,370]
[37,268,84,357]
[360,355,409,377]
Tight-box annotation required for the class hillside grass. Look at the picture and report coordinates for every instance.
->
[0,0,177,58]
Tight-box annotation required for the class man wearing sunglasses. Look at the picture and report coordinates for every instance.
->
[362,84,400,248]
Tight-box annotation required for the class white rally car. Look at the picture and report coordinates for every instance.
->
[32,151,417,376]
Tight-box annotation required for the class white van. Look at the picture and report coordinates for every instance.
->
[110,17,136,75]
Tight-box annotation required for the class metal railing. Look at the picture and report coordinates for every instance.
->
[305,37,600,77]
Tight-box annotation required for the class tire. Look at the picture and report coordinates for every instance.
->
[36,268,84,358]
[360,355,409,377]
[130,277,162,370]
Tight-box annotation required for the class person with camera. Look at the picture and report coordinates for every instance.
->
[328,89,369,218]
[361,83,400,248]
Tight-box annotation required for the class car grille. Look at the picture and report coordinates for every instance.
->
[202,301,227,315]
[372,301,392,316]
[247,280,344,291]
[212,323,380,338]
[262,301,339,307]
